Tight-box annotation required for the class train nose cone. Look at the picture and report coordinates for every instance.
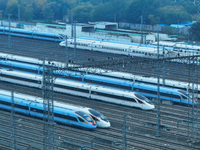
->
[97,121,111,128]
[105,121,111,128]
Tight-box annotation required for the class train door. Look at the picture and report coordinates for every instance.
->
[89,86,92,98]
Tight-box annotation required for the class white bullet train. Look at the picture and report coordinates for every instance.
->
[0,69,154,110]
[0,89,110,129]
[59,38,197,58]
[153,41,200,52]
[59,38,161,58]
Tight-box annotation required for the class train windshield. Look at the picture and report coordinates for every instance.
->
[76,111,93,122]
[135,93,152,104]
[89,109,108,122]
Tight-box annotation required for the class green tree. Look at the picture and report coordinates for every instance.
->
[73,3,93,23]
[189,22,200,41]
[162,26,177,35]
[148,14,160,25]
[32,0,47,19]
[21,4,33,21]
[41,2,53,21]
[108,0,127,22]
[158,6,191,24]
[92,2,111,21]
[0,0,198,24]
[92,0,128,22]
[0,0,8,12]
[6,0,18,18]
[126,0,160,24]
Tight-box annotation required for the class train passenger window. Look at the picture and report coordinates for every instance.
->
[15,104,29,110]
[0,100,10,106]
[54,113,78,122]
[30,107,43,113]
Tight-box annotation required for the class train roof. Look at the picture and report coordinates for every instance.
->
[68,37,200,54]
[0,68,141,99]
[153,41,200,51]
[1,62,182,96]
[0,69,42,81]
[100,71,189,88]
[55,70,182,94]
[68,38,158,52]
[0,52,65,68]
[55,77,139,98]
[0,27,60,37]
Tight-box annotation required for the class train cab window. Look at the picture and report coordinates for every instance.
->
[135,93,152,104]
[77,117,85,123]
[91,115,99,121]
[89,109,108,122]
[75,111,93,122]
[180,95,188,100]
[137,100,144,104]
[179,93,189,101]
[178,90,190,101]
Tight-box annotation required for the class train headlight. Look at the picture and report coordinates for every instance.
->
[89,121,96,126]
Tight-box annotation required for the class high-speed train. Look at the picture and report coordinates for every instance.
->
[0,69,154,110]
[0,54,197,105]
[0,89,110,129]
[0,27,62,42]
[153,41,200,52]
[59,38,199,58]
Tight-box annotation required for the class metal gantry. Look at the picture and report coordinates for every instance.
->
[187,55,200,144]
[73,20,77,58]
[0,10,3,26]
[156,31,161,137]
[123,114,127,150]
[42,59,55,150]
[8,14,11,48]
[11,91,16,150]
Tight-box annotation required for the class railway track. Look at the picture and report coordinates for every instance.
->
[0,34,200,149]
[0,82,200,149]
[1,34,199,86]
